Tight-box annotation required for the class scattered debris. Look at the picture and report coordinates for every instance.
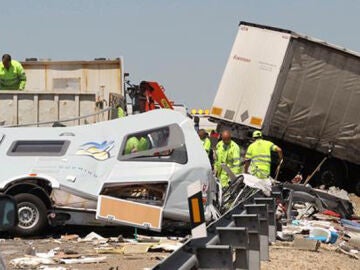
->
[96,246,125,254]
[5,232,185,269]
[39,267,68,270]
[123,243,153,254]
[308,227,338,244]
[293,236,320,251]
[60,234,79,241]
[59,256,107,264]
[79,231,106,242]
[346,231,360,249]
[274,183,360,264]
[336,242,360,260]
[10,257,57,268]
[149,240,182,252]
[276,231,294,242]
[327,186,350,201]
[341,219,360,232]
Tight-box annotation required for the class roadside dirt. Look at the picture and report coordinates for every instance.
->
[349,193,360,216]
[1,237,166,269]
[263,243,358,270]
[2,237,358,270]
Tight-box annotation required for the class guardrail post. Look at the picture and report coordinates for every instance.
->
[196,245,234,270]
[254,198,276,242]
[245,204,269,261]
[151,191,261,270]
[286,189,294,223]
[232,214,260,270]
[217,227,248,269]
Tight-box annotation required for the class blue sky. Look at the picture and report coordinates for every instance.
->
[1,1,359,109]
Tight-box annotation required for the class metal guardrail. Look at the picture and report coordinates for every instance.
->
[153,191,277,270]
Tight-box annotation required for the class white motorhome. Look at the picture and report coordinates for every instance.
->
[0,109,215,236]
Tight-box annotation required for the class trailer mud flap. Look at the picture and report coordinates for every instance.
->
[96,195,163,231]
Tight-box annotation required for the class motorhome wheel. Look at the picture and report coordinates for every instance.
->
[14,193,48,236]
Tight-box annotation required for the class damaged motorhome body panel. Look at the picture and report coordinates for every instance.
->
[97,196,164,231]
[0,110,214,232]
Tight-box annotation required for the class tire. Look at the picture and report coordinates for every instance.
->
[14,193,48,236]
[354,181,360,197]
[318,161,343,188]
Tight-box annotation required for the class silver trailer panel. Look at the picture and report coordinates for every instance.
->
[266,37,360,164]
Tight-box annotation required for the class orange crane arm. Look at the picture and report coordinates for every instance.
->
[140,81,174,111]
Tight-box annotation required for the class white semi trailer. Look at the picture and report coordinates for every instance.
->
[210,21,360,194]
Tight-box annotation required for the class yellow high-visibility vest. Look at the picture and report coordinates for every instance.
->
[0,60,26,90]
[201,137,211,154]
[245,139,277,179]
[215,140,241,187]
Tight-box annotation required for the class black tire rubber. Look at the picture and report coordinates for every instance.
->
[354,181,360,197]
[319,161,343,188]
[14,193,48,236]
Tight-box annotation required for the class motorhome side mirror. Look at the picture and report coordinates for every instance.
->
[0,194,18,231]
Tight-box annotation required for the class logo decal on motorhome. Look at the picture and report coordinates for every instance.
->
[76,140,114,160]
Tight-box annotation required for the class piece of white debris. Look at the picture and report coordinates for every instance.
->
[10,257,56,267]
[60,256,107,264]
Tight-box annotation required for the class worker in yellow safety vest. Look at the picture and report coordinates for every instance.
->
[124,136,139,154]
[0,54,26,90]
[124,136,150,154]
[117,106,126,118]
[198,129,211,154]
[214,130,241,188]
[244,130,283,179]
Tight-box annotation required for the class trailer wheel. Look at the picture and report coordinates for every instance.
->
[354,181,360,197]
[14,193,48,236]
[319,162,343,188]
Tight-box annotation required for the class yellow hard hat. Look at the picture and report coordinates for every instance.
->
[252,130,262,138]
